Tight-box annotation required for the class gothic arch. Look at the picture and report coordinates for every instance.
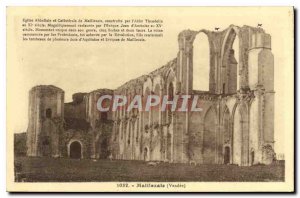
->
[232,102,249,166]
[143,76,153,129]
[193,32,210,91]
[202,103,218,121]
[143,76,153,95]
[220,105,232,164]
[165,68,177,115]
[203,106,217,164]
[221,105,231,122]
[221,26,240,63]
[220,26,240,93]
[196,29,215,52]
[153,75,164,90]
[165,67,176,85]
[152,83,161,124]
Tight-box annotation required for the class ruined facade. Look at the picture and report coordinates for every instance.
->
[27,86,113,159]
[26,25,275,166]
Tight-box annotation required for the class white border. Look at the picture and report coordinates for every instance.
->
[1,0,298,197]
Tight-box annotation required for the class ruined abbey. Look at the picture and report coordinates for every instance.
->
[26,25,275,166]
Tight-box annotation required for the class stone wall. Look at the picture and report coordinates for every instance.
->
[26,85,64,157]
[111,25,275,166]
[25,25,275,166]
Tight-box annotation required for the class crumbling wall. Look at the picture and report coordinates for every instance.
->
[26,85,64,157]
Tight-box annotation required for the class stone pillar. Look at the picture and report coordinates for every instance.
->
[173,30,196,163]
[177,30,197,94]
[248,31,275,165]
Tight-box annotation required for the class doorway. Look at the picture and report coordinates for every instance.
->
[224,146,230,164]
[251,151,255,165]
[143,147,149,161]
[70,141,82,159]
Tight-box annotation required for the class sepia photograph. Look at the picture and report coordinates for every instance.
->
[6,6,294,192]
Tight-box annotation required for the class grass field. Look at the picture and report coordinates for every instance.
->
[14,157,284,182]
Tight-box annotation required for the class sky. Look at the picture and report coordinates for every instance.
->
[7,7,294,155]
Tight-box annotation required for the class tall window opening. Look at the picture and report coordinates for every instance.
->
[193,33,210,91]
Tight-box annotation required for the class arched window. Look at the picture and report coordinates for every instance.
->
[46,108,52,118]
[193,32,210,91]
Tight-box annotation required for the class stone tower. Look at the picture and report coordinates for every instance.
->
[26,85,64,157]
[248,31,275,164]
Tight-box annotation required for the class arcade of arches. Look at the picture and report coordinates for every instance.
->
[111,25,275,166]
[26,25,275,166]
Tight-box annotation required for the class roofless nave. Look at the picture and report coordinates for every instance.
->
[26,25,275,166]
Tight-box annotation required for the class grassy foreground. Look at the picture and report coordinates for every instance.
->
[15,156,284,182]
